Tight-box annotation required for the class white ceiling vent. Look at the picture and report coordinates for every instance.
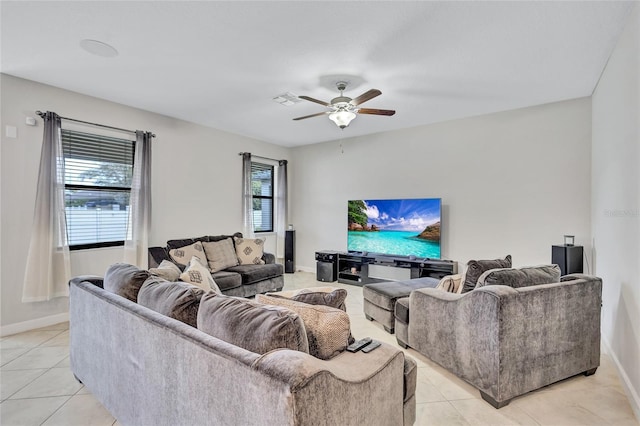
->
[272,92,301,107]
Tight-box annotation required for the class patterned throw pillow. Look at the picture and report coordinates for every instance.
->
[256,294,351,360]
[149,260,182,282]
[179,257,221,293]
[202,238,239,272]
[461,255,512,293]
[168,241,207,268]
[233,237,266,265]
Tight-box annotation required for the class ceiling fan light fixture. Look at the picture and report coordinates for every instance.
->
[329,110,356,129]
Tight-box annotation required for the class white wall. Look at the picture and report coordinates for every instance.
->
[291,98,593,272]
[592,4,640,418]
[0,74,289,331]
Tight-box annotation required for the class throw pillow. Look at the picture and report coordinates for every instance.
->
[137,277,205,328]
[168,241,207,268]
[149,260,182,282]
[197,293,309,355]
[461,255,512,293]
[435,274,463,293]
[256,294,351,360]
[475,264,561,289]
[179,256,221,293]
[202,238,239,272]
[233,236,266,265]
[103,263,151,302]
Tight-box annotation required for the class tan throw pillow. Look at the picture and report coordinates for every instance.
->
[202,238,239,272]
[256,294,351,360]
[197,293,309,355]
[233,236,266,265]
[169,241,207,268]
[180,257,221,293]
[149,260,181,282]
[435,274,463,293]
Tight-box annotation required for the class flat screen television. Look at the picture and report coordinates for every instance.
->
[347,198,441,259]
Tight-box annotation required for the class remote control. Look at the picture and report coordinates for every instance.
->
[346,337,372,353]
[362,340,381,353]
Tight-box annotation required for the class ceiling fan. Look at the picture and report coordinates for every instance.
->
[294,81,396,129]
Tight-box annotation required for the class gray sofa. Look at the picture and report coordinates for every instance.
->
[148,233,283,297]
[395,272,602,408]
[69,275,417,425]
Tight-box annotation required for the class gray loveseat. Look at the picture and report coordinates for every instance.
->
[69,273,417,425]
[395,270,602,408]
[148,233,283,297]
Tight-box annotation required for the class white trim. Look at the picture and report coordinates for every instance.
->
[602,335,640,423]
[0,312,69,337]
[296,265,314,273]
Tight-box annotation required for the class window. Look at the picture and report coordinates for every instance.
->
[62,129,135,250]
[251,162,274,232]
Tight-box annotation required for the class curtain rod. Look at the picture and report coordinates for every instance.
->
[238,152,285,163]
[36,111,156,138]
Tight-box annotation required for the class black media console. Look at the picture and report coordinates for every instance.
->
[334,252,458,286]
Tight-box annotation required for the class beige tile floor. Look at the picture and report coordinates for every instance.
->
[1,271,638,426]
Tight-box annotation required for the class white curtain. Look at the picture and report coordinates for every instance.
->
[22,112,71,302]
[123,131,152,268]
[276,160,288,258]
[241,153,255,238]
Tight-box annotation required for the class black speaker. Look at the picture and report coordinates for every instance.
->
[552,245,583,276]
[315,251,338,282]
[285,230,295,273]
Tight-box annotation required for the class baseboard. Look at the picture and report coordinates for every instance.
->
[602,336,640,422]
[296,265,314,273]
[0,312,69,337]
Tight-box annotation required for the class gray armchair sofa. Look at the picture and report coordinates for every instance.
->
[395,273,602,408]
[148,233,283,298]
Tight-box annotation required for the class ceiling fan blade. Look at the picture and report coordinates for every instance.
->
[357,108,396,116]
[350,89,382,106]
[293,111,329,121]
[298,95,331,107]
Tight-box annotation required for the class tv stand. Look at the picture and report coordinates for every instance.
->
[336,252,457,286]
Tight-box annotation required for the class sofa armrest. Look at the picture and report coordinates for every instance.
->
[251,344,407,425]
[263,252,276,264]
[69,275,104,289]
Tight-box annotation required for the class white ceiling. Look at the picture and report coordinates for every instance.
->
[0,1,635,147]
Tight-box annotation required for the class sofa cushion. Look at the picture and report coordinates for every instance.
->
[435,274,463,293]
[210,270,242,291]
[179,256,221,293]
[476,264,561,289]
[138,277,205,327]
[395,297,410,324]
[234,236,266,265]
[461,255,512,293]
[166,236,208,250]
[103,263,150,302]
[226,263,284,286]
[268,287,348,311]
[202,238,239,273]
[197,293,309,355]
[168,241,207,268]
[256,294,351,360]
[148,246,171,269]
[149,260,182,282]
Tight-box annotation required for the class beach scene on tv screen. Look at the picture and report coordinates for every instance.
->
[347,198,441,258]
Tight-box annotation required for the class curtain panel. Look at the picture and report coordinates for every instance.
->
[276,160,288,258]
[241,152,254,238]
[22,112,71,302]
[123,131,152,268]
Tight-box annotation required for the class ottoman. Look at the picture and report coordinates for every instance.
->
[363,277,439,333]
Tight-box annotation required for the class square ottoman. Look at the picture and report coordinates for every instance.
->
[363,277,439,334]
